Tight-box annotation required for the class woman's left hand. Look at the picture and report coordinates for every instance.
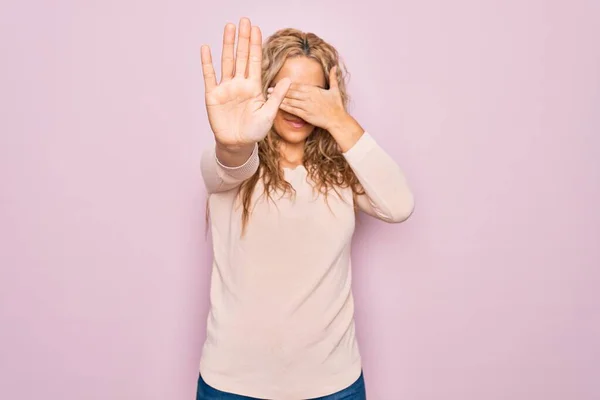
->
[267,66,347,131]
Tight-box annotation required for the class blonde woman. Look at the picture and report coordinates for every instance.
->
[197,17,414,400]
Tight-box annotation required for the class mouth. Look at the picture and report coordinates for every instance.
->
[284,118,307,129]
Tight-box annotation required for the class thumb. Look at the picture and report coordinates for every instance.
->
[329,66,339,90]
[261,77,291,118]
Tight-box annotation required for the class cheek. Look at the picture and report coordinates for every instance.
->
[273,111,284,131]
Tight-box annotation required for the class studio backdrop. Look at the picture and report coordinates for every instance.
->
[0,0,598,399]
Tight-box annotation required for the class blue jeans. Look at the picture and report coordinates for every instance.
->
[196,372,366,400]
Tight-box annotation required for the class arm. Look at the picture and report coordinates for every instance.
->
[199,18,290,194]
[342,131,415,223]
[276,67,414,222]
[200,142,259,194]
[329,114,414,223]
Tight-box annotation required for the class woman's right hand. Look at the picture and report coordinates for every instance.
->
[200,18,291,151]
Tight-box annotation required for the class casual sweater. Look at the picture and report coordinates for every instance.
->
[198,132,414,399]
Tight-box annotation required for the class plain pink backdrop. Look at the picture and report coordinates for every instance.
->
[1,0,599,399]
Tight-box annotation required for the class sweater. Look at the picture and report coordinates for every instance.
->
[198,132,414,399]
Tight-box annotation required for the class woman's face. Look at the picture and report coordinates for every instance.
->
[270,56,326,144]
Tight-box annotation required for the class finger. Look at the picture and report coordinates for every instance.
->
[200,45,217,92]
[289,83,311,92]
[235,18,251,78]
[267,87,274,93]
[261,78,292,118]
[248,25,263,80]
[329,65,339,89]
[282,98,307,110]
[284,89,309,100]
[279,103,307,119]
[221,23,236,82]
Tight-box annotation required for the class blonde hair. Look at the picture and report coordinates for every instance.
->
[238,28,364,231]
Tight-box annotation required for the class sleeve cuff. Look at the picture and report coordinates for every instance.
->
[215,143,260,180]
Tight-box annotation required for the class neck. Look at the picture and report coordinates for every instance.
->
[279,140,305,168]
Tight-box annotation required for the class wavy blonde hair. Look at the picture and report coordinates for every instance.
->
[238,28,364,231]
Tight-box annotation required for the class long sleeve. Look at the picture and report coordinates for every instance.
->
[343,132,415,223]
[200,143,260,194]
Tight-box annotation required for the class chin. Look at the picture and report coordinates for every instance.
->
[277,128,314,144]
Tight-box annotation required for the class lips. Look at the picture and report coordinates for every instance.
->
[284,118,307,129]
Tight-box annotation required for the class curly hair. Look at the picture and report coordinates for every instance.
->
[237,28,364,232]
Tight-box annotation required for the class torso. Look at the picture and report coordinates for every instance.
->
[199,166,363,399]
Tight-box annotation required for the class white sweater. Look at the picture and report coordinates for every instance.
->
[199,132,414,399]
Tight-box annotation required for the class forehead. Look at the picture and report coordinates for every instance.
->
[272,56,326,87]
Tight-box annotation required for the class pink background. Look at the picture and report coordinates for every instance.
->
[1,0,599,399]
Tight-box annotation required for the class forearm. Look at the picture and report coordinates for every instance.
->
[201,141,259,194]
[342,132,414,223]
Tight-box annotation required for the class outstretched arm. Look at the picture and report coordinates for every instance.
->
[199,17,289,193]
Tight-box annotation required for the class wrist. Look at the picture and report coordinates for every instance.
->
[216,140,255,155]
[325,111,353,134]
[326,113,365,152]
[215,141,256,168]
[327,113,365,153]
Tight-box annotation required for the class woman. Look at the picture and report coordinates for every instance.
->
[198,17,414,400]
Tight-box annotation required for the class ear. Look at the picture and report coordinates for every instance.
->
[328,66,339,90]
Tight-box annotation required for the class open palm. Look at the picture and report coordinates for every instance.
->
[201,19,291,147]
